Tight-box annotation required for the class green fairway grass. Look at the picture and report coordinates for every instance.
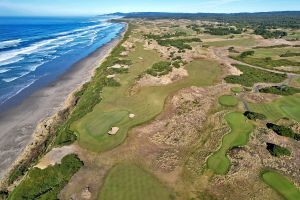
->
[249,94,300,122]
[218,95,238,107]
[204,38,257,47]
[98,164,172,200]
[72,43,221,152]
[231,87,242,93]
[262,170,300,200]
[207,112,254,174]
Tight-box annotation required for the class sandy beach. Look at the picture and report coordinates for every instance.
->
[0,36,122,179]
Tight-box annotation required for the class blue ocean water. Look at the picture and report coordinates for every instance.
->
[0,16,125,110]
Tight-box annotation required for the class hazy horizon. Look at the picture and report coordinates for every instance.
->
[0,0,299,17]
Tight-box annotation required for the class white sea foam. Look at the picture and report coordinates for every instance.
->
[0,39,22,50]
[0,68,10,73]
[2,77,19,83]
[0,56,24,67]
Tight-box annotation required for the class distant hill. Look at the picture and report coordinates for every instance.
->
[110,11,300,28]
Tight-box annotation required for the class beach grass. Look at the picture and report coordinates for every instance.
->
[98,163,172,200]
[8,155,83,200]
[262,170,300,200]
[249,94,300,122]
[72,43,221,152]
[207,112,254,174]
[218,95,238,107]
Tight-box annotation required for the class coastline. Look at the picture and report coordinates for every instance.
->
[0,29,124,181]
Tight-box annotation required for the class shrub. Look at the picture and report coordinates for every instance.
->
[224,64,287,87]
[259,85,300,96]
[267,123,300,141]
[244,111,266,120]
[266,143,291,157]
[146,61,172,76]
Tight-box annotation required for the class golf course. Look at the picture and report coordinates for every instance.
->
[72,43,221,152]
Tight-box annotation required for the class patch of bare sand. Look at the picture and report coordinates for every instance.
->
[35,145,79,169]
[137,67,188,87]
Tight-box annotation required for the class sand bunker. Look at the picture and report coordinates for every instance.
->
[108,127,119,135]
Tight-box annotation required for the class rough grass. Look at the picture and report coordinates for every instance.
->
[98,164,172,200]
[72,43,221,152]
[218,95,238,107]
[262,170,300,200]
[8,155,83,200]
[224,64,287,87]
[207,112,254,174]
[249,94,300,122]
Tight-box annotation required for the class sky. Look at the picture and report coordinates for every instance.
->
[0,0,299,16]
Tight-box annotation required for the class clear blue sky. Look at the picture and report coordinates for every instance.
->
[0,0,299,16]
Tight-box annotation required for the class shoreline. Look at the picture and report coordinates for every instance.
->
[0,31,124,181]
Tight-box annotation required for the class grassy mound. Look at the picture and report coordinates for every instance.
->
[98,164,172,200]
[8,154,83,200]
[207,112,254,174]
[262,170,300,200]
[218,95,238,107]
[224,64,287,87]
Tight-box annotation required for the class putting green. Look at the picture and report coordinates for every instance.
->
[98,164,171,200]
[207,112,254,174]
[262,170,300,200]
[249,94,300,122]
[72,43,221,152]
[218,95,238,107]
[231,87,242,93]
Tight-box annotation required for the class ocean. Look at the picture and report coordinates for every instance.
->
[0,15,125,112]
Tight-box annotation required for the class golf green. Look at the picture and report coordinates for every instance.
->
[207,112,254,174]
[262,170,300,200]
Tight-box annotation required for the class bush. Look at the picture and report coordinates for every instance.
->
[8,154,83,200]
[224,64,287,87]
[267,123,300,141]
[259,85,300,96]
[266,143,291,157]
[240,50,255,58]
[146,61,172,76]
[244,111,266,120]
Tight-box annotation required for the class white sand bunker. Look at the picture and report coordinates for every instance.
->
[108,127,119,135]
[109,64,129,69]
[106,74,115,79]
[129,113,135,118]
[35,145,77,169]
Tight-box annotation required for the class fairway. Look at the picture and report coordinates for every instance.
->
[204,37,257,47]
[249,94,300,122]
[207,112,254,174]
[72,43,221,152]
[98,164,172,200]
[218,95,238,107]
[262,170,300,200]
